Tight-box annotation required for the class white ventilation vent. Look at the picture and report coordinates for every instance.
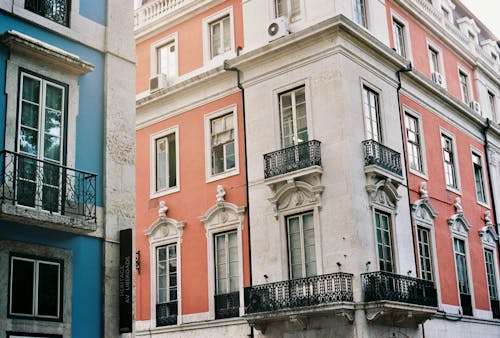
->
[431,72,444,87]
[267,16,289,42]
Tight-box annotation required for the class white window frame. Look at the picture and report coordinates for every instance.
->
[204,105,239,183]
[440,129,461,194]
[390,11,413,61]
[457,65,472,105]
[202,7,235,66]
[484,247,500,303]
[451,233,475,316]
[373,208,395,273]
[427,39,446,88]
[361,82,383,143]
[286,211,317,279]
[274,0,303,23]
[404,108,427,178]
[487,90,497,121]
[150,126,180,198]
[150,33,178,79]
[353,0,368,29]
[470,148,488,206]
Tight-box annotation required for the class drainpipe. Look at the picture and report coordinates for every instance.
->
[395,63,419,273]
[224,50,254,338]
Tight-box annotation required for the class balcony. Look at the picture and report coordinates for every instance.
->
[25,0,70,26]
[460,293,472,316]
[491,299,500,319]
[134,0,195,29]
[244,273,354,331]
[156,301,177,326]
[215,291,240,319]
[361,271,438,326]
[362,139,403,179]
[0,150,97,230]
[264,140,321,180]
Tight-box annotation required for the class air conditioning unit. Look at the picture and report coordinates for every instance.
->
[149,73,168,92]
[267,16,289,42]
[469,100,481,114]
[431,72,444,87]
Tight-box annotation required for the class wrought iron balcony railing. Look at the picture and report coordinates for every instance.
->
[25,0,70,26]
[156,301,177,326]
[244,272,353,314]
[264,140,321,179]
[215,291,240,319]
[362,139,402,176]
[491,299,500,319]
[460,293,473,316]
[0,150,97,225]
[361,271,437,307]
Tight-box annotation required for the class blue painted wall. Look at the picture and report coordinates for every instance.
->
[0,221,103,338]
[0,12,104,206]
[79,0,107,26]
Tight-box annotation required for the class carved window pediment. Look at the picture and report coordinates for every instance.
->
[199,201,245,232]
[479,225,499,247]
[448,214,470,236]
[145,216,185,243]
[366,178,400,210]
[412,198,438,225]
[268,180,324,217]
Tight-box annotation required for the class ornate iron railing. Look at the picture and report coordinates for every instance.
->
[362,139,402,176]
[361,271,437,307]
[244,272,353,314]
[490,299,500,319]
[0,150,97,225]
[156,301,177,326]
[264,140,321,179]
[460,293,473,316]
[215,291,240,319]
[25,0,70,26]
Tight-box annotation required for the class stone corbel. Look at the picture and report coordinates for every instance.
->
[248,321,267,334]
[366,308,385,321]
[336,310,354,323]
[289,315,307,330]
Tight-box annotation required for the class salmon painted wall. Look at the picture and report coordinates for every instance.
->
[401,95,494,311]
[135,0,244,94]
[135,92,249,320]
[386,2,478,104]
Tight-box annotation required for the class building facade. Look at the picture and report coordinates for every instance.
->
[0,1,136,337]
[135,0,500,337]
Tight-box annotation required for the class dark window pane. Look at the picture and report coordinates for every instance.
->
[11,259,34,315]
[37,262,60,317]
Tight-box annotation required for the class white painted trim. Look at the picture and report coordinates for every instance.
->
[202,6,235,66]
[182,312,211,323]
[469,146,489,207]
[150,32,179,79]
[204,104,240,183]
[390,9,414,63]
[149,125,180,199]
[359,78,385,143]
[439,128,462,194]
[456,63,474,104]
[451,233,476,316]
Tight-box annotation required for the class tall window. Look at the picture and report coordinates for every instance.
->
[472,153,486,203]
[375,210,393,272]
[210,15,231,59]
[488,91,496,118]
[485,249,498,302]
[287,212,316,279]
[211,113,235,175]
[156,244,178,326]
[155,131,177,193]
[392,19,406,58]
[429,47,440,74]
[417,227,433,281]
[280,86,308,147]
[353,0,367,28]
[215,231,239,294]
[441,134,457,189]
[362,86,381,142]
[275,0,301,23]
[25,0,70,26]
[156,41,176,77]
[454,238,472,315]
[18,73,65,212]
[459,71,470,104]
[9,255,62,319]
[405,113,423,172]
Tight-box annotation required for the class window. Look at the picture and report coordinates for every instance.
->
[454,238,472,315]
[485,249,498,301]
[353,0,367,28]
[215,231,239,295]
[488,91,496,118]
[25,0,70,26]
[472,153,486,203]
[280,86,308,147]
[9,255,62,319]
[392,19,406,58]
[210,15,231,59]
[429,46,440,74]
[211,113,235,175]
[362,86,381,142]
[375,210,393,272]
[405,113,423,172]
[287,212,316,279]
[417,227,433,281]
[441,133,458,189]
[275,0,301,23]
[151,128,178,196]
[459,70,470,104]
[156,244,178,326]
[17,72,65,212]
[156,41,176,77]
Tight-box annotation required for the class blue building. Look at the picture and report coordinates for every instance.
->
[0,1,136,337]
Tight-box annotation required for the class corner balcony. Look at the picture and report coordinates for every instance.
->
[362,139,403,185]
[361,271,438,326]
[0,150,97,231]
[156,301,177,326]
[244,272,354,332]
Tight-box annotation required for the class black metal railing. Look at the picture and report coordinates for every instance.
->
[491,299,500,319]
[362,139,402,176]
[244,272,353,314]
[215,291,240,319]
[0,150,97,225]
[361,271,437,307]
[460,293,473,316]
[25,0,71,26]
[264,140,321,179]
[156,301,177,326]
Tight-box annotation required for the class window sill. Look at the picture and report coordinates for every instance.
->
[476,200,490,209]
[206,168,239,183]
[445,186,461,196]
[409,168,428,180]
[150,186,180,200]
